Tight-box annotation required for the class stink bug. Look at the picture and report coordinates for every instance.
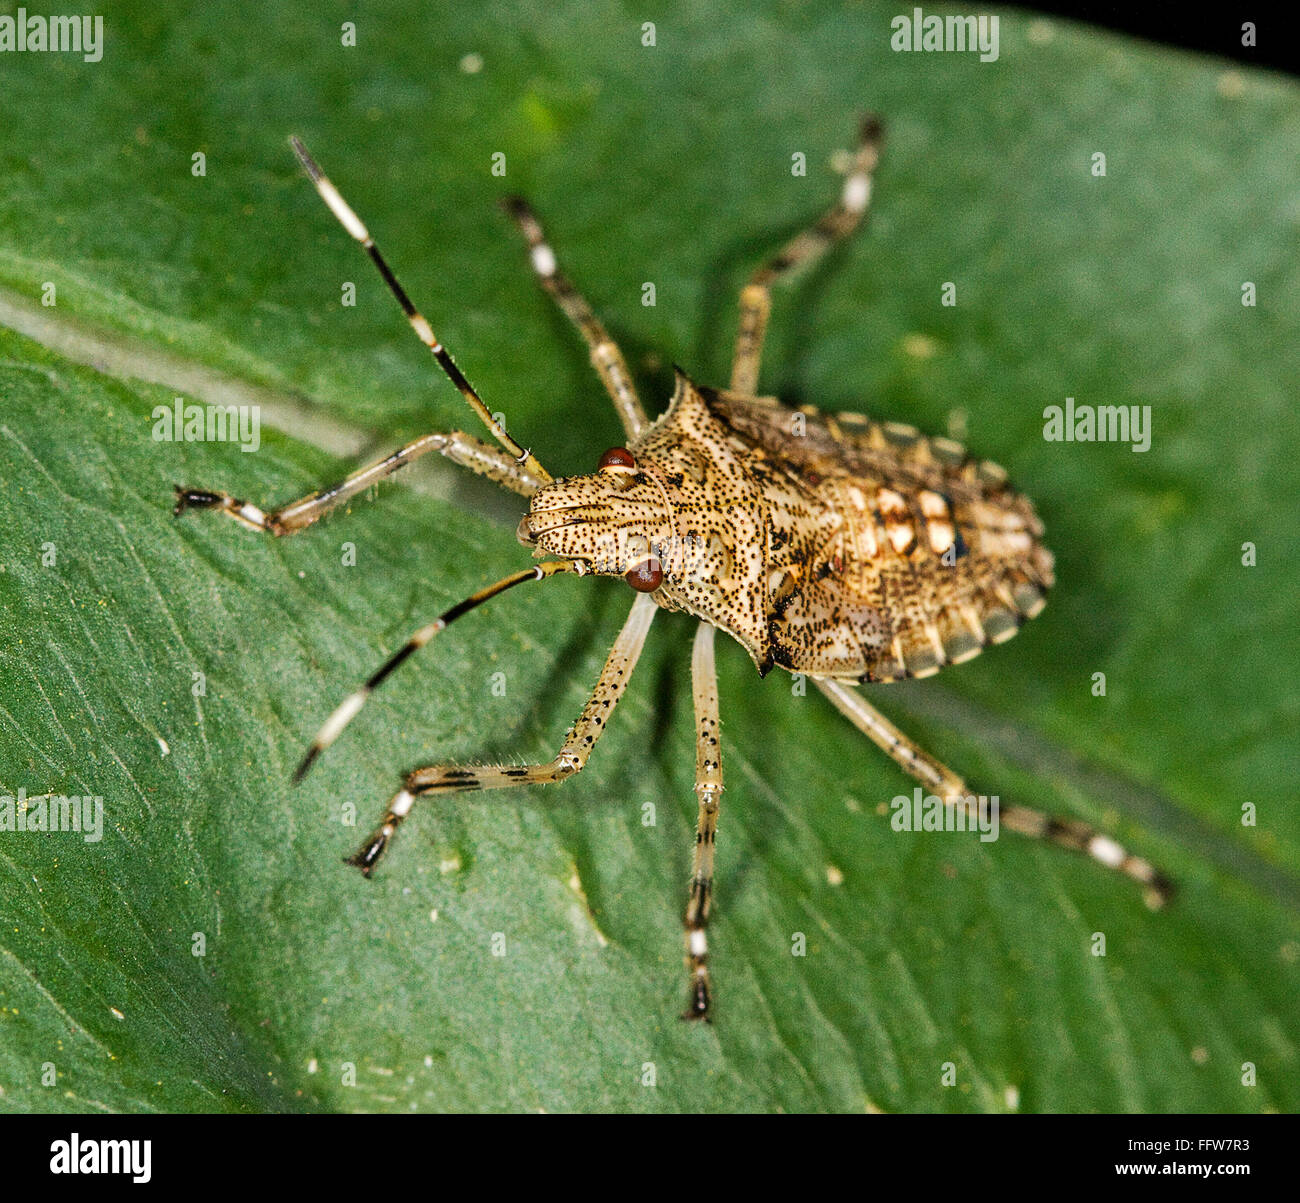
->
[174,119,1170,1021]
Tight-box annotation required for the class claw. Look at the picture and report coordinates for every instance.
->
[681,977,712,1023]
[172,485,223,517]
[345,828,390,876]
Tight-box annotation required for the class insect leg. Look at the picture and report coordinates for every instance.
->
[814,679,1173,908]
[682,621,724,1021]
[500,196,649,440]
[344,592,658,874]
[290,137,553,486]
[174,429,545,535]
[730,115,883,395]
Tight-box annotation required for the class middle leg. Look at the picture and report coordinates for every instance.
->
[682,620,724,1020]
[501,196,649,440]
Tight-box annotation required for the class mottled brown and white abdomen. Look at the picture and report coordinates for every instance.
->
[707,394,1056,682]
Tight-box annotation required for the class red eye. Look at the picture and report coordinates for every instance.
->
[598,446,636,470]
[624,557,663,593]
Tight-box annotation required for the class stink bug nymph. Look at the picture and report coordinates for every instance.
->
[173,120,1171,1022]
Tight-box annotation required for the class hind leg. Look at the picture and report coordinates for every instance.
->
[730,116,883,395]
[815,678,1172,907]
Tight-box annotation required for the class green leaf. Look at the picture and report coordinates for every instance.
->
[1,5,1296,1113]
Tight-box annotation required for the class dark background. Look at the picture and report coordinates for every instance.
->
[1022,4,1297,75]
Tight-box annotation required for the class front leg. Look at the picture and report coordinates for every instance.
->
[174,428,545,536]
[345,592,658,873]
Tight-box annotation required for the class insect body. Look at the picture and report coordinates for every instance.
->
[174,119,1170,1022]
[524,377,1053,683]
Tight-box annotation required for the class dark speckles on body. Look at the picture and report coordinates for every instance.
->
[614,378,1053,681]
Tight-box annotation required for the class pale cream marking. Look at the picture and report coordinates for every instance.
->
[1087,835,1126,868]
[530,243,557,277]
[313,176,370,243]
[843,172,871,215]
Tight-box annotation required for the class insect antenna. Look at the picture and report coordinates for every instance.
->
[288,135,552,486]
[293,559,586,784]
